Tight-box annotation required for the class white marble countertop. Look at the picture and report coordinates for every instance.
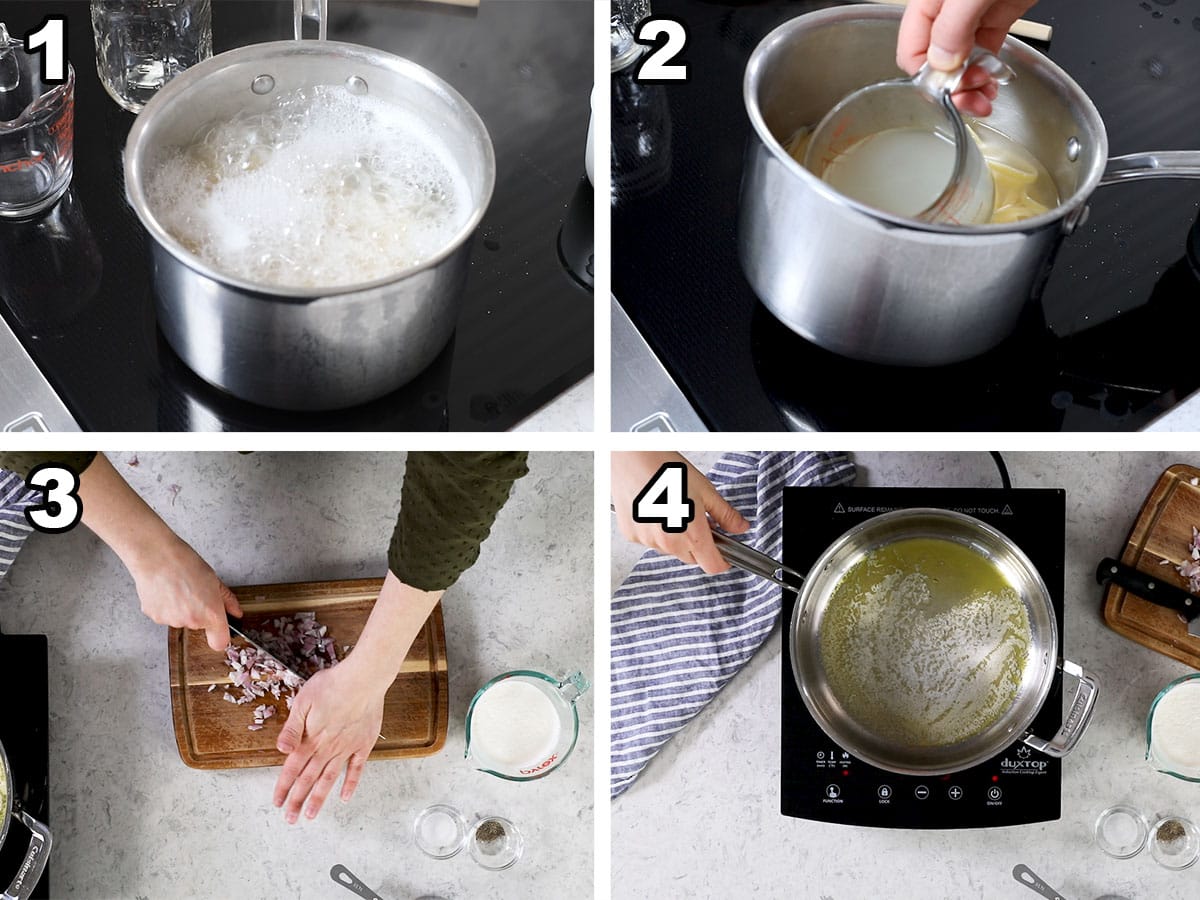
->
[512,376,594,433]
[611,451,1199,900]
[1,451,593,900]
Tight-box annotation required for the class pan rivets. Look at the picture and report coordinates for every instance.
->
[251,74,275,95]
[1066,137,1081,162]
[346,75,368,96]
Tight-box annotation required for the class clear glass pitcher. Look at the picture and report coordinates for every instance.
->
[465,670,589,781]
[1146,673,1200,781]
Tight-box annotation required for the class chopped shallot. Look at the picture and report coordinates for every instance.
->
[220,612,348,732]
[1176,526,1200,593]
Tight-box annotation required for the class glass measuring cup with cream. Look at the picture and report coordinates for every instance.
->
[803,48,1013,225]
[1146,673,1200,781]
[464,670,589,781]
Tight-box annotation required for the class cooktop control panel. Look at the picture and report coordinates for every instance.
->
[780,487,1065,828]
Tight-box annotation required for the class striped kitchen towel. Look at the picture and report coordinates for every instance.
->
[610,451,856,798]
[0,469,38,582]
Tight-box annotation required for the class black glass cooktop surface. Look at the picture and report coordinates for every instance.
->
[0,632,49,898]
[612,0,1200,431]
[781,487,1065,828]
[0,0,592,431]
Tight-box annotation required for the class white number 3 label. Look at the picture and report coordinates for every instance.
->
[633,462,694,533]
[635,17,689,83]
[25,464,83,533]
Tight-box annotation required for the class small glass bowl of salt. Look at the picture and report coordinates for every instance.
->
[413,804,468,859]
[1094,805,1149,859]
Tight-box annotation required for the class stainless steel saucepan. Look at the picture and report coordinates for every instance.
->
[125,3,495,410]
[740,5,1200,367]
[0,737,52,900]
[789,508,1097,775]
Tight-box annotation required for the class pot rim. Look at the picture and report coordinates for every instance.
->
[0,735,11,848]
[125,39,496,301]
[743,4,1108,236]
[789,507,1060,775]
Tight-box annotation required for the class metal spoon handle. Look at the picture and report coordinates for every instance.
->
[330,865,385,900]
[1012,864,1067,900]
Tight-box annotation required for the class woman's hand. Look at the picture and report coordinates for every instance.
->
[272,571,444,823]
[127,536,242,652]
[612,452,750,574]
[78,454,240,651]
[273,659,385,823]
[897,0,1037,117]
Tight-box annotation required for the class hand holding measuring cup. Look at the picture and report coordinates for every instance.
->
[897,0,1037,116]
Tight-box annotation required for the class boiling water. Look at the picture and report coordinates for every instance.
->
[786,120,1058,224]
[818,537,1033,747]
[146,84,472,289]
[471,680,561,771]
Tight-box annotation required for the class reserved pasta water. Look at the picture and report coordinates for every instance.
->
[145,84,472,289]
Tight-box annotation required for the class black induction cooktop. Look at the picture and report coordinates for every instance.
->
[0,632,49,898]
[780,487,1065,828]
[0,0,592,431]
[612,0,1200,431]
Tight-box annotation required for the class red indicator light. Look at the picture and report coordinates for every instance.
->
[992,775,999,782]
[842,769,849,776]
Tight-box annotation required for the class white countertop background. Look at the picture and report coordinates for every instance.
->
[611,451,1199,900]
[1,450,594,900]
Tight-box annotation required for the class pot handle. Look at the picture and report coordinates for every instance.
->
[1022,659,1098,758]
[1,807,52,900]
[1100,151,1200,186]
[293,0,329,41]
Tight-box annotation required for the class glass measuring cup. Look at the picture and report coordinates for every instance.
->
[0,24,74,218]
[464,670,589,781]
[1145,673,1200,781]
[804,48,1013,225]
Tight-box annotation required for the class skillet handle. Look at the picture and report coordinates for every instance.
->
[1100,151,1200,186]
[1,806,52,900]
[1022,659,1098,758]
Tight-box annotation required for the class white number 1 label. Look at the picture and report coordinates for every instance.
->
[25,464,83,534]
[633,462,694,533]
[25,16,69,85]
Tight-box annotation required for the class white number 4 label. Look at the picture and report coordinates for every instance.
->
[633,462,694,533]
[25,464,83,534]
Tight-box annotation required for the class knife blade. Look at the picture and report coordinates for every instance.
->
[226,615,308,686]
[1097,557,1200,637]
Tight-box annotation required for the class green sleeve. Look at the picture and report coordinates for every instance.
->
[0,451,97,479]
[390,451,529,591]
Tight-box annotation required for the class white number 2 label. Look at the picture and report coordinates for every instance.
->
[25,464,83,534]
[635,17,689,83]
[633,462,694,533]
[25,16,69,85]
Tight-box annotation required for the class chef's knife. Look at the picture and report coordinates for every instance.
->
[1097,558,1200,637]
[226,615,387,741]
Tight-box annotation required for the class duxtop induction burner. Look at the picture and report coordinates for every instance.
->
[0,0,591,432]
[0,632,49,898]
[612,0,1200,431]
[781,487,1065,828]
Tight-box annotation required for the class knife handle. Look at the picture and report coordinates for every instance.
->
[1097,557,1200,622]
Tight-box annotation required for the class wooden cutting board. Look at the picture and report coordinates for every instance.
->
[1103,464,1200,668]
[168,578,449,769]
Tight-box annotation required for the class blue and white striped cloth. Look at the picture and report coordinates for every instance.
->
[0,469,38,582]
[610,451,856,798]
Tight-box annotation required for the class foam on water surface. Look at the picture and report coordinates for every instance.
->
[145,85,472,289]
